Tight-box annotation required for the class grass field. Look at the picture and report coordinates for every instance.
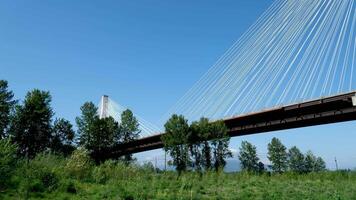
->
[2,153,356,200]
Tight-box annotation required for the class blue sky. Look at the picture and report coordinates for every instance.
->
[1,0,355,169]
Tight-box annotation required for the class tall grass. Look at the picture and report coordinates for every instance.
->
[1,152,356,199]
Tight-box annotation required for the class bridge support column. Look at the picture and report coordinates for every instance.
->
[100,95,109,119]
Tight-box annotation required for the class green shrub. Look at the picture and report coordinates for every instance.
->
[0,138,17,189]
[65,148,93,180]
[17,152,64,194]
[93,160,116,184]
[10,153,64,199]
[141,161,156,173]
[59,179,77,194]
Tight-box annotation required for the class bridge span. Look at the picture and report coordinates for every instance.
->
[108,91,356,157]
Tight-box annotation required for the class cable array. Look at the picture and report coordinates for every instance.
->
[98,98,162,137]
[161,0,355,124]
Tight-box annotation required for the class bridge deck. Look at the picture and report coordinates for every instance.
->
[110,91,356,157]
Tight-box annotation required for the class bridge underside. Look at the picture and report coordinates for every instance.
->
[107,92,356,157]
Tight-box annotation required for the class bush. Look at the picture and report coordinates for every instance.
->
[93,160,116,184]
[0,138,17,189]
[59,179,77,194]
[17,152,65,196]
[141,161,156,173]
[65,148,93,180]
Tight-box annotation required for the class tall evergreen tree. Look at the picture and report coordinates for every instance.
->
[161,114,190,173]
[10,89,53,158]
[51,118,75,156]
[267,137,288,173]
[120,109,140,163]
[238,141,259,172]
[288,146,305,173]
[0,138,17,189]
[0,80,16,139]
[76,102,98,147]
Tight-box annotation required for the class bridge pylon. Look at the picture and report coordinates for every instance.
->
[99,95,109,119]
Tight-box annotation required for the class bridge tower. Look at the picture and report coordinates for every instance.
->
[99,95,109,119]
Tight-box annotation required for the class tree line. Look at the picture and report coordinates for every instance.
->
[238,138,326,173]
[161,114,326,174]
[1,79,326,175]
[0,79,140,164]
[162,115,232,173]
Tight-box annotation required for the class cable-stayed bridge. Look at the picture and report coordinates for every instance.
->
[98,0,356,157]
[98,95,161,137]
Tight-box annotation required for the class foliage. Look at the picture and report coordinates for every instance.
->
[210,121,232,171]
[0,138,17,189]
[141,161,156,173]
[288,146,305,173]
[76,102,121,163]
[268,137,288,173]
[2,163,356,200]
[76,102,99,148]
[51,118,75,156]
[92,160,117,184]
[315,157,326,172]
[9,89,53,158]
[0,80,16,139]
[190,118,209,171]
[65,148,93,180]
[304,151,326,173]
[17,152,65,196]
[162,116,232,173]
[120,109,140,163]
[238,141,260,173]
[162,114,190,173]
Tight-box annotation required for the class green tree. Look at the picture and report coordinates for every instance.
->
[191,118,212,171]
[10,89,53,158]
[238,141,259,173]
[51,118,75,156]
[257,162,265,173]
[91,116,120,162]
[314,156,326,172]
[161,114,190,173]
[0,138,17,189]
[65,148,93,180]
[76,102,120,163]
[304,151,326,172]
[201,140,212,171]
[76,102,98,147]
[267,137,288,173]
[210,121,232,171]
[304,151,316,173]
[288,146,305,173]
[0,80,17,139]
[189,118,209,171]
[120,109,140,163]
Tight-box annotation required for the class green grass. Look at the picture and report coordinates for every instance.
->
[2,152,356,199]
[2,170,356,199]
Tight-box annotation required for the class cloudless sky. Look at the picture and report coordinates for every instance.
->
[1,0,355,169]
